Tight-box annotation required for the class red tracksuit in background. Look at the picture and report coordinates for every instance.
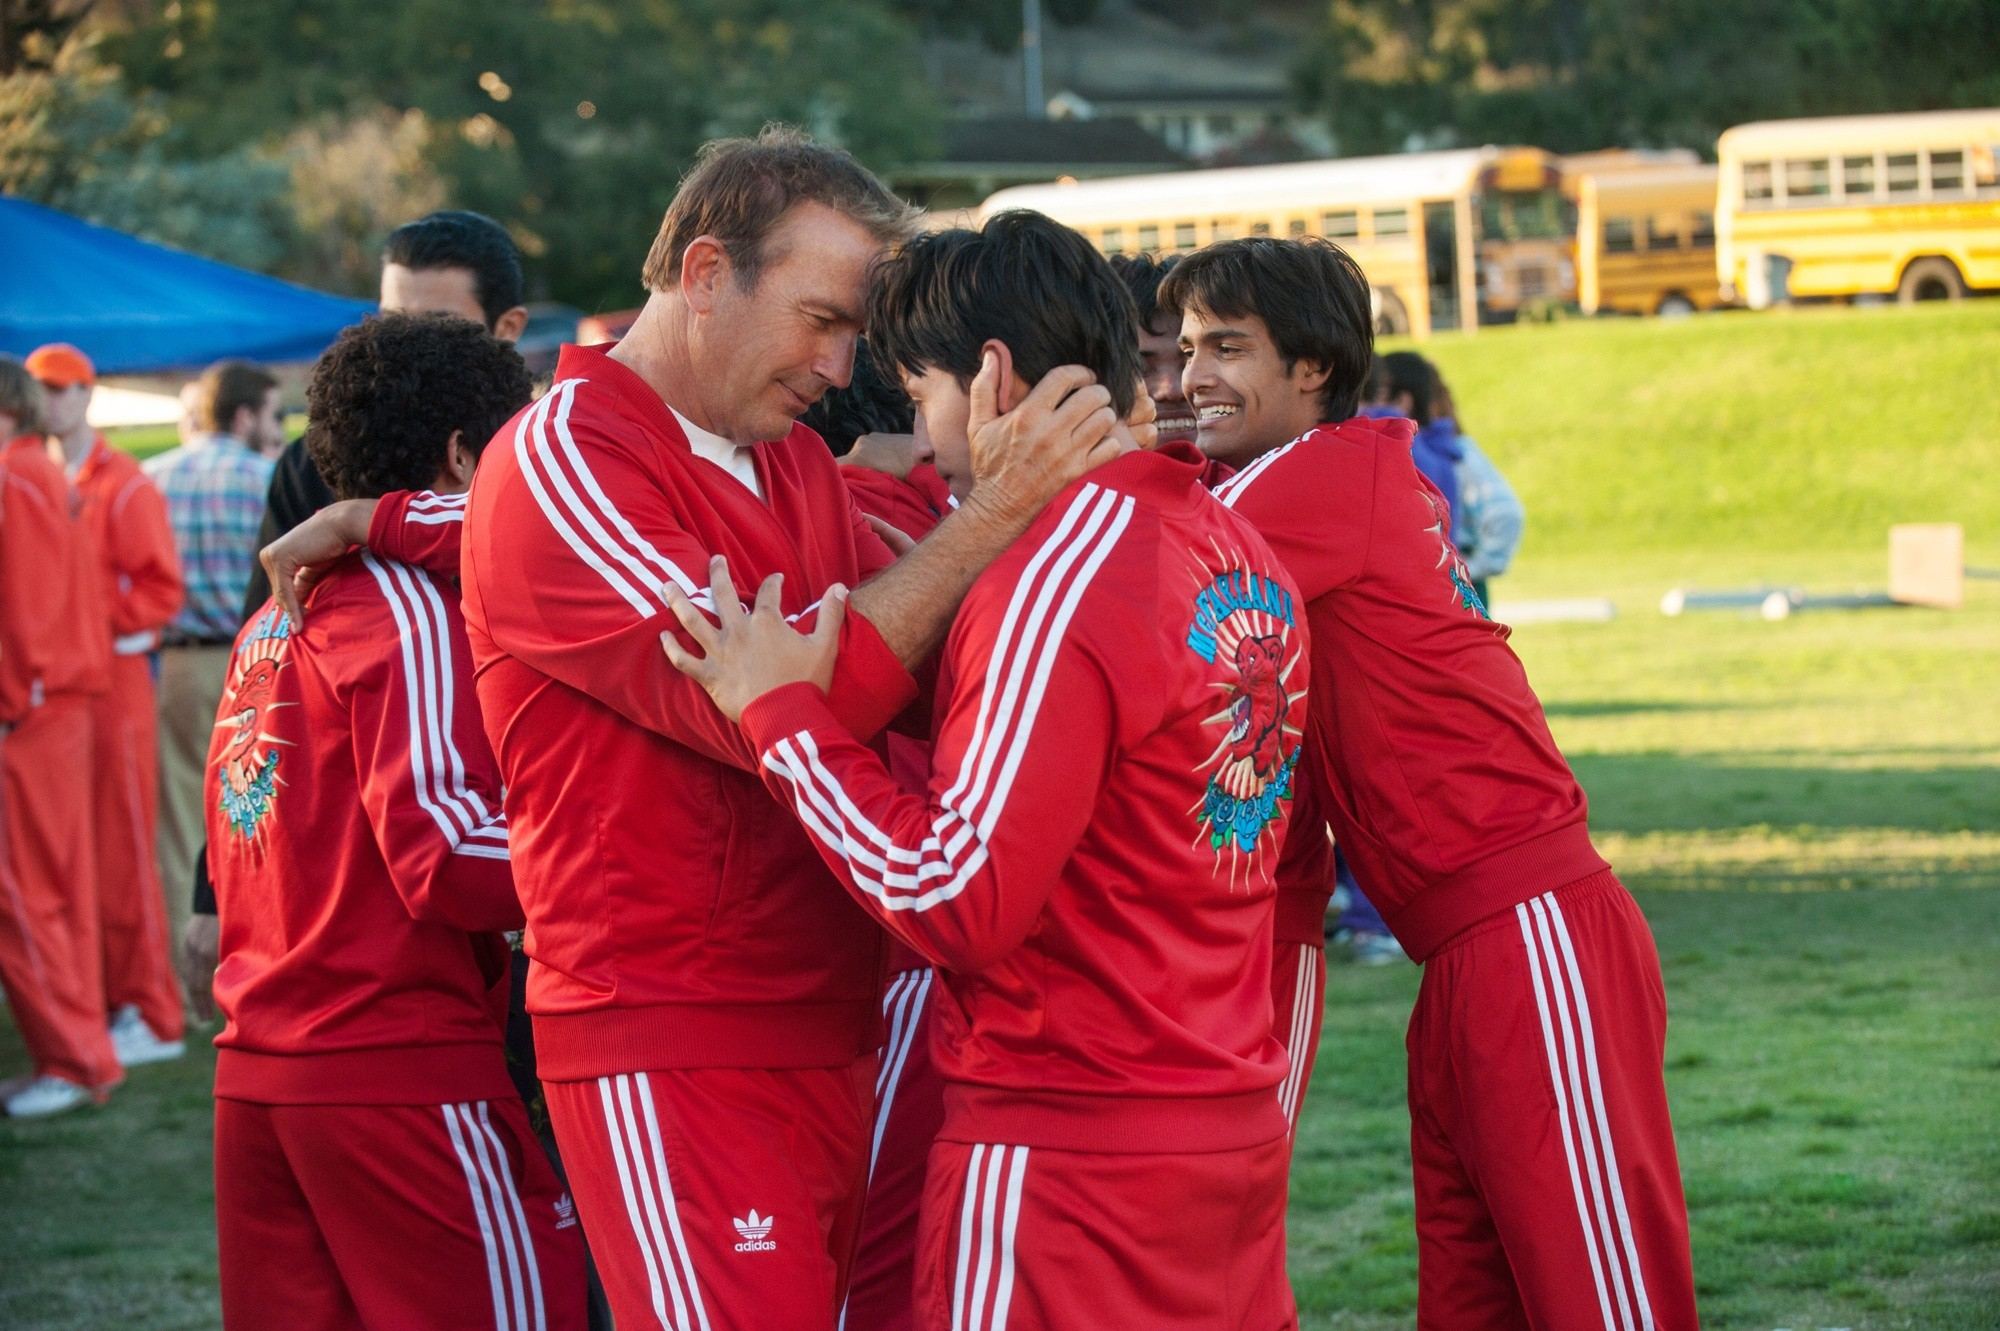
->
[459,344,918,1331]
[835,463,950,1331]
[205,558,584,1330]
[72,433,186,1042]
[744,449,1308,1331]
[0,434,118,1092]
[1216,417,1698,1330]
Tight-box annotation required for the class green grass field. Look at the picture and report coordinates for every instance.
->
[7,302,1998,1327]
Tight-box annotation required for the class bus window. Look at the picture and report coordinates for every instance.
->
[1603,218,1636,254]
[1691,211,1716,246]
[1103,226,1126,254]
[1174,222,1197,250]
[1137,223,1160,252]
[1930,149,1966,195]
[1743,161,1774,207]
[1887,153,1921,195]
[1373,207,1410,237]
[1976,146,2000,196]
[1250,220,1273,237]
[1784,158,1830,202]
[1842,154,1876,198]
[1322,209,1359,238]
[1212,219,1237,241]
[1288,217,1308,238]
[1480,190,1567,240]
[1647,215,1680,249]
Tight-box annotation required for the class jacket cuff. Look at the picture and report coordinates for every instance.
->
[741,681,841,762]
[826,607,918,741]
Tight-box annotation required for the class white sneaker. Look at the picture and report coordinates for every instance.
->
[110,1004,185,1067]
[5,1075,93,1118]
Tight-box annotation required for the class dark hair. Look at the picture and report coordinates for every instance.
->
[304,313,532,501]
[0,356,47,435]
[382,210,525,330]
[642,125,918,293]
[799,339,913,456]
[1371,351,1438,425]
[1109,252,1180,331]
[198,360,279,435]
[867,210,1141,418]
[1158,237,1375,421]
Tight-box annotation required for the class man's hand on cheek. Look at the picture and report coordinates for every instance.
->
[963,350,1118,525]
[660,557,847,724]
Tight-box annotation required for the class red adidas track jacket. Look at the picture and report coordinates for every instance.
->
[459,344,917,1081]
[1213,417,1607,960]
[742,450,1305,1153]
[205,556,520,1105]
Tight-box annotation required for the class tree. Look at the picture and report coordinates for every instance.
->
[100,0,941,309]
[0,31,295,270]
[1295,0,2000,156]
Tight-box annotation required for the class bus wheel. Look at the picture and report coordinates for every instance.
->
[1897,257,1966,304]
[1374,289,1410,336]
[1656,293,1696,318]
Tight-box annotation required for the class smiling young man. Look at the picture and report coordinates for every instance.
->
[1163,237,1699,1330]
[663,210,1309,1331]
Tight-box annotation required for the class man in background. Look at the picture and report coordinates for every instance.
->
[240,210,529,612]
[0,356,120,1118]
[144,360,281,960]
[28,343,188,1067]
[188,209,534,1002]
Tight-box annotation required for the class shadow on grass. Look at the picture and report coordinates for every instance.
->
[1571,750,1996,835]
[1545,699,1765,719]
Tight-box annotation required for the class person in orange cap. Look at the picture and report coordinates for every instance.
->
[30,344,189,1068]
[0,354,121,1118]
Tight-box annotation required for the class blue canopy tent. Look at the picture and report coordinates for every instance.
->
[0,196,373,373]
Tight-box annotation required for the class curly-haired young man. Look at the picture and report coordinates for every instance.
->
[203,314,588,1330]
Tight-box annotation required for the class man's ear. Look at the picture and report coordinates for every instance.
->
[979,338,1027,415]
[1294,358,1334,401]
[492,306,530,344]
[680,236,730,316]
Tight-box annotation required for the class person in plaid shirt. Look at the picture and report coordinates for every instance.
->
[144,361,283,949]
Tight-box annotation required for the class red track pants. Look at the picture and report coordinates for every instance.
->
[1407,871,1699,1330]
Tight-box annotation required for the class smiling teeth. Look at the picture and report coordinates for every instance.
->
[1197,405,1239,420]
[1157,416,1196,432]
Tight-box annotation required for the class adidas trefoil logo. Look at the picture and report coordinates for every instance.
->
[553,1193,577,1230]
[732,1209,777,1253]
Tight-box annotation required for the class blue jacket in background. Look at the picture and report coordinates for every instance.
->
[1362,405,1462,521]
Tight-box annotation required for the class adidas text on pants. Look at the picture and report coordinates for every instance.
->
[543,1060,875,1331]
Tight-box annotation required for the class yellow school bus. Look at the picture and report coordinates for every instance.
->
[1716,108,2000,306]
[978,147,1576,338]
[1574,162,1725,315]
